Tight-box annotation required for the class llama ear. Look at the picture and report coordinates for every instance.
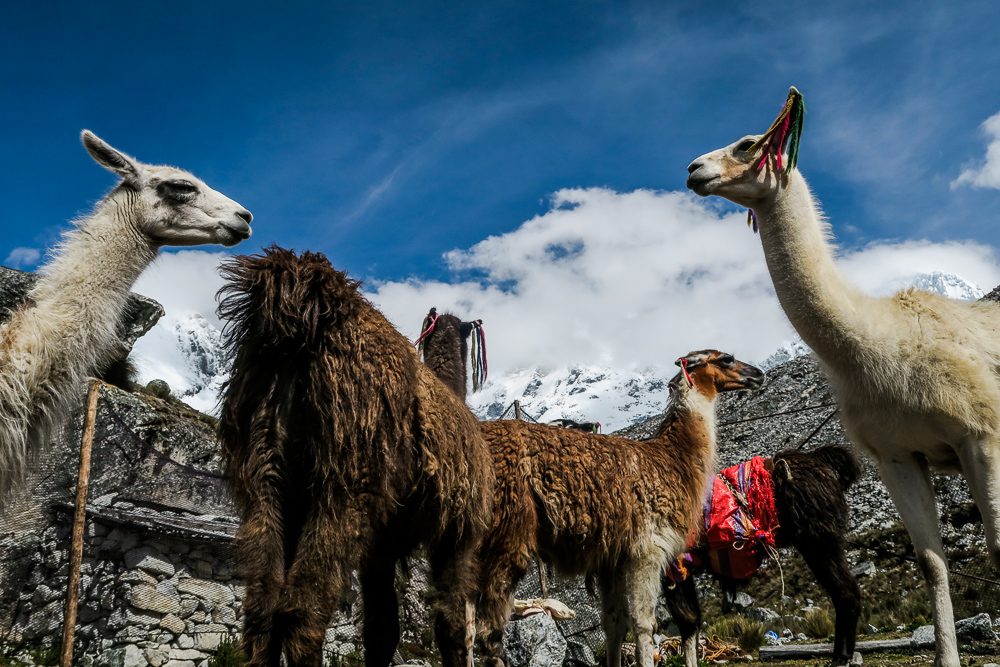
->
[81,130,142,182]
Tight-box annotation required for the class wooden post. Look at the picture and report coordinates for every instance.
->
[537,560,548,599]
[513,400,522,421]
[60,380,101,667]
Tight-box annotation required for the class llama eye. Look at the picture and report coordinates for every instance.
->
[736,140,755,153]
[719,355,735,365]
[160,181,199,198]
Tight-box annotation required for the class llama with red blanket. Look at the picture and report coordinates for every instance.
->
[662,445,863,667]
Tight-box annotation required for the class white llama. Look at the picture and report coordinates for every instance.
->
[685,90,1000,667]
[0,130,252,510]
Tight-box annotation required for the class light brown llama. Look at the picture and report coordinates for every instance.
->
[216,247,494,667]
[414,318,763,667]
[477,351,763,667]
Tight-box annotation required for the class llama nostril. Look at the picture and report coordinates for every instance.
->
[237,209,253,224]
[687,161,702,175]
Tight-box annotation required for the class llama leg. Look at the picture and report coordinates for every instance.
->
[662,575,701,667]
[878,455,959,667]
[625,561,661,667]
[477,555,529,667]
[429,528,481,667]
[279,504,356,667]
[955,435,1000,571]
[237,483,291,666]
[795,542,860,666]
[598,568,629,667]
[361,553,401,667]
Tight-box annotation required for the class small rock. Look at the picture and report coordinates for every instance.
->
[851,561,875,578]
[781,629,793,639]
[956,613,998,642]
[911,625,935,648]
[733,592,754,612]
[503,613,568,667]
[746,607,780,624]
[850,652,863,666]
[795,633,808,642]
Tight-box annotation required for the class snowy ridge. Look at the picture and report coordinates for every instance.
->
[128,271,984,424]
[466,365,672,432]
[130,313,229,415]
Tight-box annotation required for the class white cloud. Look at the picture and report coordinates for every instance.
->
[370,187,1000,379]
[4,247,41,270]
[132,250,232,328]
[838,240,1000,296]
[126,189,1000,386]
[953,111,1000,190]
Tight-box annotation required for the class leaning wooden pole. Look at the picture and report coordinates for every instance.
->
[60,379,101,667]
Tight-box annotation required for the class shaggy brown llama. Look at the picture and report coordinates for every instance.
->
[663,444,863,667]
[412,317,764,667]
[216,247,494,667]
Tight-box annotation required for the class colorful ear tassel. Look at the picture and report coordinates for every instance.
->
[747,87,805,174]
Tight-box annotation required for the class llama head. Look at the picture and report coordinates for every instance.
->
[686,87,805,210]
[670,349,764,399]
[81,130,253,248]
[685,134,787,208]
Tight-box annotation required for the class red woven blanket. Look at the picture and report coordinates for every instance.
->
[666,456,778,582]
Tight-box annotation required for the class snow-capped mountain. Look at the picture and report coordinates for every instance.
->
[466,365,673,433]
[130,313,229,415]
[128,271,986,423]
[879,270,984,301]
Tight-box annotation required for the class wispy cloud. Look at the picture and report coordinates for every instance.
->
[4,247,41,270]
[953,111,1000,190]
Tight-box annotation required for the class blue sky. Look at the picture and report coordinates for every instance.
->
[10,1,1000,397]
[5,1,1000,279]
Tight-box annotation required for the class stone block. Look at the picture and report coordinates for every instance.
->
[911,625,935,648]
[144,648,170,667]
[192,623,228,651]
[168,649,206,661]
[161,614,186,634]
[94,644,147,667]
[125,547,175,578]
[130,585,180,615]
[176,579,234,605]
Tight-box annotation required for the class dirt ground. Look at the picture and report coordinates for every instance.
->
[757,649,1000,667]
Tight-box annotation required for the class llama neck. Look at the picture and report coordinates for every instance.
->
[654,386,718,472]
[754,173,874,363]
[27,188,157,359]
[422,327,469,401]
[652,385,719,526]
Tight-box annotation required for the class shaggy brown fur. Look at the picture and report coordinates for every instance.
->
[663,445,863,667]
[216,246,494,667]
